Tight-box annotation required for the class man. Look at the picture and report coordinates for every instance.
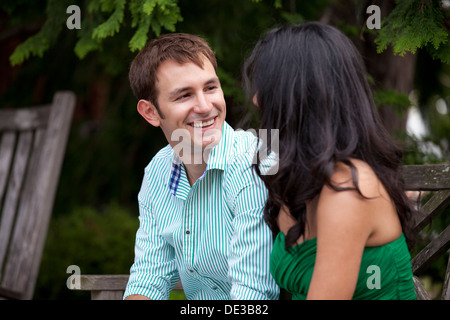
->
[124,33,279,300]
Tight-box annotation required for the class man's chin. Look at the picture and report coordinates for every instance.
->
[170,126,223,164]
[192,139,219,153]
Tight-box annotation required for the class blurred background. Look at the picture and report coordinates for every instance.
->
[0,0,449,299]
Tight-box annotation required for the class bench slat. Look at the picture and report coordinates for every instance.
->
[0,106,50,131]
[411,225,450,275]
[0,131,33,278]
[75,275,183,292]
[442,255,450,300]
[0,132,16,201]
[402,164,450,191]
[414,190,450,231]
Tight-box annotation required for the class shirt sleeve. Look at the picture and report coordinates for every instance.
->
[123,177,180,300]
[226,153,280,300]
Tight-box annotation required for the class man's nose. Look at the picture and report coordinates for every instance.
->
[193,93,213,114]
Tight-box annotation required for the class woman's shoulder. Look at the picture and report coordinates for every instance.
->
[320,158,402,246]
[317,159,385,236]
[330,158,383,199]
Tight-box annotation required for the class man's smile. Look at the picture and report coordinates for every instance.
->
[188,116,217,129]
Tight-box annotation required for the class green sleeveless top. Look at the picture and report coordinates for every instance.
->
[270,232,416,300]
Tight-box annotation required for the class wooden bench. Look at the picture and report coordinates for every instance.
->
[403,164,450,300]
[70,163,450,300]
[0,92,75,299]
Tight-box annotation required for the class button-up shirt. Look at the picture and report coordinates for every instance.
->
[123,122,279,300]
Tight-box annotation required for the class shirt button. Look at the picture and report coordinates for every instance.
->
[186,230,191,235]
[212,285,218,290]
[189,268,194,273]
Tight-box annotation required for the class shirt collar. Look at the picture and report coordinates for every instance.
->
[168,156,182,196]
[206,121,234,171]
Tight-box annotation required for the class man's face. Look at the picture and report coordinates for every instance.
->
[151,56,226,159]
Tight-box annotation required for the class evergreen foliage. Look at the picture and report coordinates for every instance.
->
[9,0,69,65]
[375,0,450,63]
[9,0,183,65]
[8,0,450,66]
[373,89,411,115]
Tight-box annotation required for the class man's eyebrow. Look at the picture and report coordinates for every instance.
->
[204,77,220,86]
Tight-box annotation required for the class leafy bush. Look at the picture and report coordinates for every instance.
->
[34,203,139,299]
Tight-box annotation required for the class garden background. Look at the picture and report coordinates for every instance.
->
[0,0,449,299]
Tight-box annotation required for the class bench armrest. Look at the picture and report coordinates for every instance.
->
[70,275,183,300]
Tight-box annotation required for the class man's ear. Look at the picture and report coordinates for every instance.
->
[137,99,161,127]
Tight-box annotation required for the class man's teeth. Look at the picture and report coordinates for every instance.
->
[193,118,214,128]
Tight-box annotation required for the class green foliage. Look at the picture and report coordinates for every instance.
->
[35,203,139,299]
[401,133,445,165]
[251,0,283,8]
[9,0,70,65]
[35,202,188,300]
[375,0,449,60]
[9,0,183,64]
[8,0,324,66]
[128,0,182,52]
[90,0,126,40]
[8,0,450,67]
[428,40,450,64]
[373,88,411,115]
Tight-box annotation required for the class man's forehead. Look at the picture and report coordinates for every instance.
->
[157,54,210,74]
[155,57,218,90]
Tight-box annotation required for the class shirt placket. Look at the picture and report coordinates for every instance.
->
[183,178,203,280]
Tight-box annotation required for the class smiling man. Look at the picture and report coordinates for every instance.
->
[124,33,279,300]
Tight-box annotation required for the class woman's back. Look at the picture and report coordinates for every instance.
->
[271,231,416,300]
[273,159,415,299]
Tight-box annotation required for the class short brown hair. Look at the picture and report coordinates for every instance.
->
[129,33,217,108]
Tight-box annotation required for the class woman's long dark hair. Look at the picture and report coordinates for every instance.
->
[243,22,416,250]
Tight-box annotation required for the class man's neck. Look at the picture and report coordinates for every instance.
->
[183,150,211,186]
[184,162,207,186]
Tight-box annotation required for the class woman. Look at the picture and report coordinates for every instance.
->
[243,22,417,300]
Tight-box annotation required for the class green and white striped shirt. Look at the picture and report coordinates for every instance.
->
[124,122,279,300]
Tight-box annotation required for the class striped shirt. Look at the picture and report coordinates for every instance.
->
[123,122,279,300]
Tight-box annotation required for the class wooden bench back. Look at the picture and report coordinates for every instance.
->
[402,164,450,299]
[0,92,75,299]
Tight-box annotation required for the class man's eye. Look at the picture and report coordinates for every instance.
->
[176,93,190,101]
[206,86,217,92]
